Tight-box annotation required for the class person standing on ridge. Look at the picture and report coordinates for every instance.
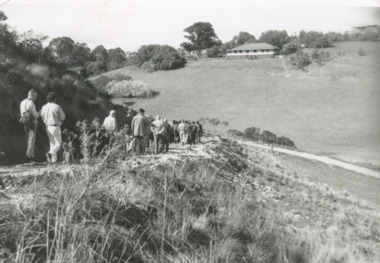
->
[20,89,40,162]
[103,110,117,132]
[178,120,188,146]
[121,109,134,135]
[40,92,65,163]
[131,108,150,155]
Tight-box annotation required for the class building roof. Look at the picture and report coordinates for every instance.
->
[352,25,380,29]
[229,43,279,51]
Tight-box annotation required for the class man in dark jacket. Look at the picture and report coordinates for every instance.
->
[121,109,134,135]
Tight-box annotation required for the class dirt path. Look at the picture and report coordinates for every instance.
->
[279,155,380,207]
[238,140,380,179]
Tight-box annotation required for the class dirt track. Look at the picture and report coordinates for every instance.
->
[239,140,380,179]
[238,140,380,207]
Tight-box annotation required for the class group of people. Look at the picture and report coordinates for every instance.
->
[20,90,203,163]
[20,89,65,163]
[97,104,204,155]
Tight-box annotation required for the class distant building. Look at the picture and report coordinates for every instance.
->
[351,25,380,35]
[226,43,279,58]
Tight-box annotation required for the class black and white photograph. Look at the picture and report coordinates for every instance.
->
[0,0,380,262]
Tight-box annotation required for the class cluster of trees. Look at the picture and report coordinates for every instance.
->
[46,40,186,75]
[179,22,335,58]
[45,38,127,77]
[180,21,380,59]
[127,45,186,72]
[2,11,186,77]
[227,127,296,148]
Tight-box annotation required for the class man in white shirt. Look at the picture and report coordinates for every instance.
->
[103,110,117,132]
[40,92,66,163]
[20,89,40,162]
[178,120,188,145]
[152,116,165,153]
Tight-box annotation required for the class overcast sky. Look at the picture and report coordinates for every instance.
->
[1,0,380,51]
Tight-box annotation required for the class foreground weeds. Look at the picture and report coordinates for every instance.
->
[1,137,379,262]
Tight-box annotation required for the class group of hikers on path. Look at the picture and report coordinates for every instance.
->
[20,90,203,163]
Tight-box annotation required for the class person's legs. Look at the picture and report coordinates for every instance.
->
[46,126,62,163]
[157,134,164,153]
[135,136,145,155]
[179,131,185,145]
[165,136,170,152]
[25,122,37,160]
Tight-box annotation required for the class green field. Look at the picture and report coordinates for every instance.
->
[98,42,380,166]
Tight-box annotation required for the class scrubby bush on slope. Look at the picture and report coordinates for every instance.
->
[243,127,296,148]
[105,79,159,98]
[90,74,158,98]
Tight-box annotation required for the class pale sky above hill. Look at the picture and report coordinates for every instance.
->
[1,0,380,51]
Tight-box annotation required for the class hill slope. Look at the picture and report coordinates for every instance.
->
[94,42,380,166]
[0,136,379,262]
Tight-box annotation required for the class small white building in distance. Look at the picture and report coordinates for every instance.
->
[226,43,279,59]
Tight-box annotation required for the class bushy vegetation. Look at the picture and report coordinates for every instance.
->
[90,74,158,98]
[0,11,111,164]
[206,46,223,58]
[106,80,159,98]
[289,51,312,70]
[243,127,296,147]
[127,45,186,73]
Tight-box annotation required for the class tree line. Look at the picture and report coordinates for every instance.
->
[2,10,380,77]
[180,22,380,58]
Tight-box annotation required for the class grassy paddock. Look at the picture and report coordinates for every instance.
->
[95,42,380,166]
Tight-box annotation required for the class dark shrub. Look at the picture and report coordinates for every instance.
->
[243,127,261,141]
[290,51,311,70]
[227,129,244,137]
[277,136,296,148]
[358,49,366,56]
[206,46,222,58]
[261,130,277,144]
[134,45,186,72]
[209,118,220,126]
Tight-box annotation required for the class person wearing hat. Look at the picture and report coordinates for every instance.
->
[122,101,138,116]
[131,108,151,155]
[103,110,117,132]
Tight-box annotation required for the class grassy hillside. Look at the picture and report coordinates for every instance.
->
[1,136,379,262]
[95,42,380,166]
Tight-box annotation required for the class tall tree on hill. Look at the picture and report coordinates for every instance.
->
[48,37,75,65]
[221,31,256,53]
[18,30,48,63]
[86,45,109,76]
[234,31,256,46]
[0,11,7,21]
[71,43,92,67]
[92,45,108,63]
[107,47,126,71]
[0,11,17,55]
[181,22,219,53]
[259,30,290,49]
